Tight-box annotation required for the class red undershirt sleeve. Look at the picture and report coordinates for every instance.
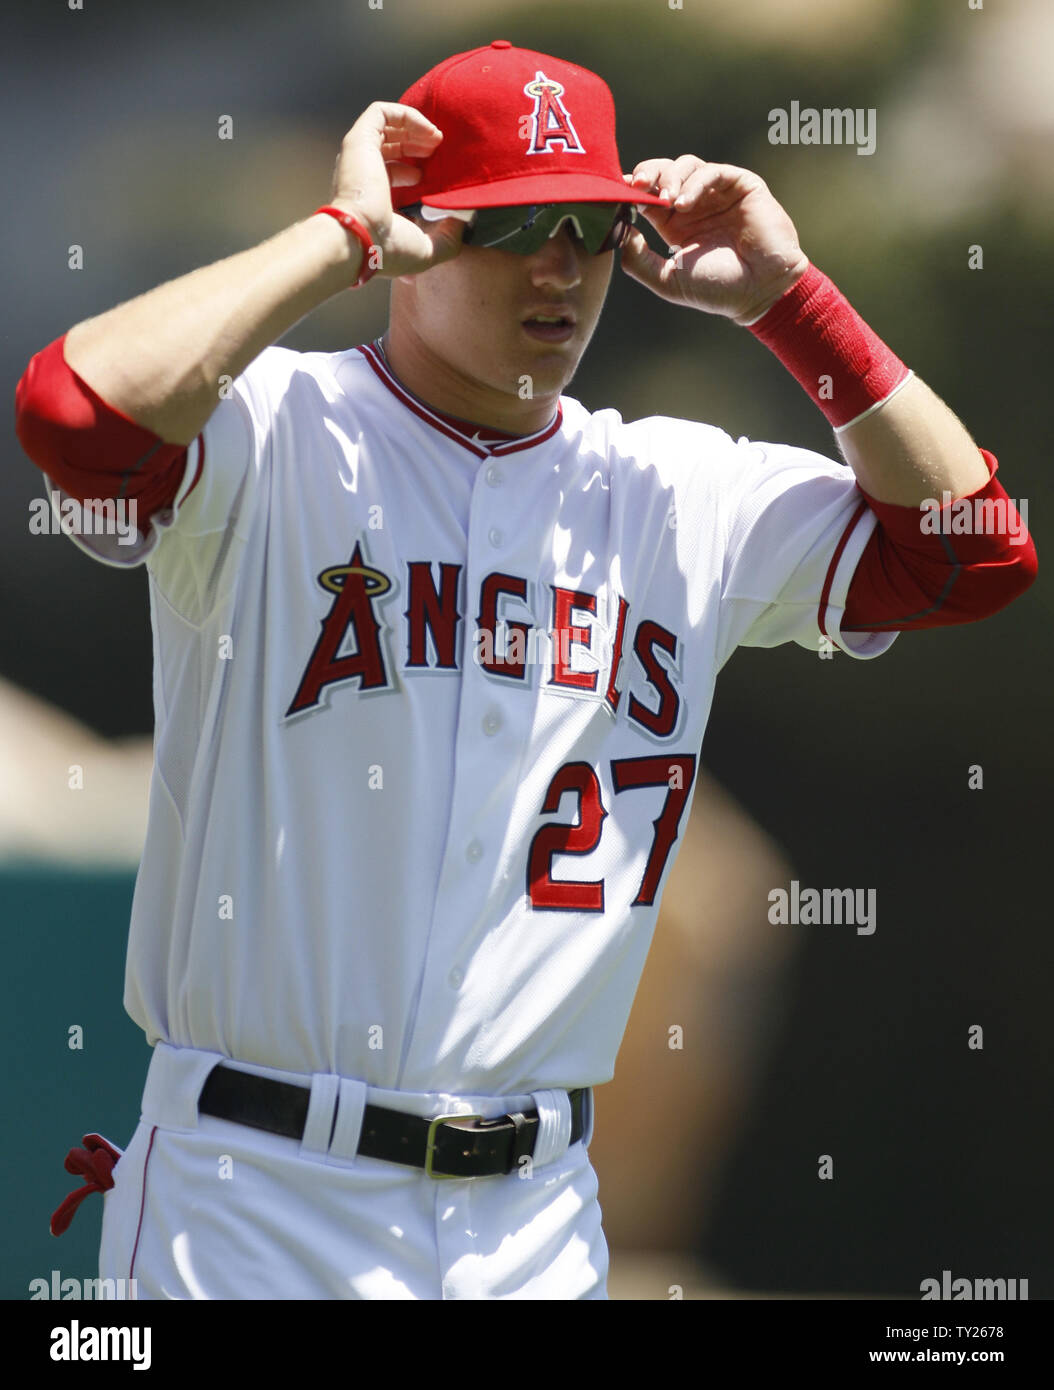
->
[843,449,1037,630]
[14,334,201,536]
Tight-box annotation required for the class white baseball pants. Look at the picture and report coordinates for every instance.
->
[99,1043,608,1300]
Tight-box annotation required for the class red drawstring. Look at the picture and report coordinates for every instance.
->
[50,1133,122,1236]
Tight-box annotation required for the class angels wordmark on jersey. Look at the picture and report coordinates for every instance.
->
[46,336,894,1096]
[283,509,682,739]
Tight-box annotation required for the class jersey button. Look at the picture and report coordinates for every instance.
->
[488,527,503,548]
[485,465,503,487]
[482,710,502,735]
[465,839,483,863]
[448,967,464,989]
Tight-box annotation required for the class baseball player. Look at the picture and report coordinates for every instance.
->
[18,41,1035,1300]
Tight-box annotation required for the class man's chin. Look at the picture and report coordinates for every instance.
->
[514,349,584,398]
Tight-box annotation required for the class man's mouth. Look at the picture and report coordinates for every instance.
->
[522,313,576,343]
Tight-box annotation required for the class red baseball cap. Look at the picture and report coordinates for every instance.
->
[391,40,667,211]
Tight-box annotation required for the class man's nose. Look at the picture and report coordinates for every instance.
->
[528,225,584,288]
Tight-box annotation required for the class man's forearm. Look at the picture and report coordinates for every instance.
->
[836,374,991,506]
[743,263,992,506]
[62,209,363,446]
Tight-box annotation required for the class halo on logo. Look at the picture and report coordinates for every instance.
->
[524,75,564,101]
[318,563,391,597]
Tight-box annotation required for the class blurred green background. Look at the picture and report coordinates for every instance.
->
[2,869,148,1299]
[2,0,1051,1298]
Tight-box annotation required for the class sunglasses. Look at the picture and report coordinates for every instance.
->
[406,202,637,256]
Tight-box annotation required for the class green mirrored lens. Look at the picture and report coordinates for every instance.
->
[465,204,627,255]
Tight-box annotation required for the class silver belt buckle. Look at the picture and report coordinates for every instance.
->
[423,1112,484,1179]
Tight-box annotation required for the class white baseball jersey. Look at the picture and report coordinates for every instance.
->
[51,340,895,1097]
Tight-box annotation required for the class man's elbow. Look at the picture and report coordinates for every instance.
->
[14,337,80,476]
[948,532,1039,624]
[978,532,1038,615]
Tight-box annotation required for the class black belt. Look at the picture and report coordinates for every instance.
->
[198,1064,589,1179]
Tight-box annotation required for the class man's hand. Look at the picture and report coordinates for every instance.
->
[329,102,465,279]
[620,157,808,324]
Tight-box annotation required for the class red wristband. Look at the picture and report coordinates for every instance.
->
[746,263,911,430]
[314,205,378,289]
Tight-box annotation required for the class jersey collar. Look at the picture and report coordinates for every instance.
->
[356,340,563,460]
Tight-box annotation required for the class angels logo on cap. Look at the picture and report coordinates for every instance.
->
[522,73,585,156]
[390,40,669,212]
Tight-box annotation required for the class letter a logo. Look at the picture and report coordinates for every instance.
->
[522,72,585,156]
[286,540,393,716]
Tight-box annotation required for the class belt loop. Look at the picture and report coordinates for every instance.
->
[299,1074,340,1159]
[529,1089,572,1169]
[581,1087,595,1147]
[327,1078,368,1166]
[142,1042,225,1132]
